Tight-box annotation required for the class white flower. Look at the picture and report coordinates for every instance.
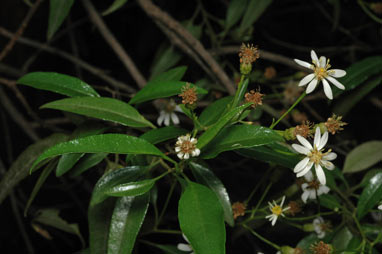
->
[301,171,330,203]
[265,196,290,226]
[313,217,330,239]
[157,99,182,126]
[175,134,200,160]
[292,127,337,185]
[294,50,346,100]
[177,234,194,254]
[379,204,382,210]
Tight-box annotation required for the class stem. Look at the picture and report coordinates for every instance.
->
[242,224,280,250]
[270,92,306,129]
[248,182,273,217]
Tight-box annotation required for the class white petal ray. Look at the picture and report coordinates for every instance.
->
[280,196,286,206]
[299,73,315,86]
[157,111,166,126]
[326,76,345,90]
[304,170,314,181]
[296,162,313,177]
[319,56,326,67]
[177,243,192,252]
[322,79,333,100]
[175,147,181,152]
[329,69,346,78]
[323,152,337,161]
[294,157,310,173]
[320,185,330,194]
[174,105,183,113]
[301,191,310,203]
[311,50,319,63]
[297,135,313,150]
[177,153,184,159]
[171,113,180,125]
[292,144,310,155]
[314,127,321,147]
[272,216,277,226]
[183,153,190,160]
[317,131,328,150]
[164,114,170,126]
[315,164,326,185]
[306,78,318,94]
[294,59,312,69]
[321,160,335,170]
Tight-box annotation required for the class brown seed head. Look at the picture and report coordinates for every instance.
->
[286,201,301,216]
[239,43,259,64]
[264,66,277,79]
[179,83,197,105]
[294,121,314,139]
[232,202,246,219]
[294,247,305,254]
[310,241,332,254]
[325,114,347,135]
[245,89,264,108]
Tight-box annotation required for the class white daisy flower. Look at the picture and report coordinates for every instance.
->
[313,217,331,239]
[157,99,182,126]
[175,134,200,160]
[294,50,346,99]
[265,196,290,226]
[177,233,194,254]
[292,127,337,185]
[301,171,330,203]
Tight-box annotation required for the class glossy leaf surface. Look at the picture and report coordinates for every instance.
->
[151,66,187,82]
[41,97,154,128]
[140,126,188,144]
[56,153,84,177]
[201,125,283,159]
[199,96,232,127]
[18,72,99,97]
[47,0,74,40]
[357,172,382,219]
[178,182,225,254]
[190,162,234,226]
[70,153,109,177]
[108,194,149,254]
[343,141,382,173]
[106,179,156,197]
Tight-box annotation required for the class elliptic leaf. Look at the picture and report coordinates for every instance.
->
[47,0,75,40]
[343,141,382,173]
[199,96,233,128]
[17,72,99,97]
[357,172,382,219]
[106,179,156,197]
[225,0,248,29]
[70,153,109,177]
[102,0,128,16]
[178,182,225,254]
[151,66,188,83]
[140,126,188,145]
[56,153,84,177]
[41,97,155,128]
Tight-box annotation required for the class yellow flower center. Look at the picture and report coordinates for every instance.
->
[313,59,331,81]
[272,205,282,216]
[308,146,323,164]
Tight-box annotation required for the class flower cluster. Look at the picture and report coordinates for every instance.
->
[301,171,330,203]
[175,134,200,160]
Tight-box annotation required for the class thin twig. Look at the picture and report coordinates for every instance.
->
[81,0,147,88]
[0,27,136,93]
[0,0,44,61]
[137,0,236,95]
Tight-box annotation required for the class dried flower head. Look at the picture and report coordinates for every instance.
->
[179,83,197,105]
[175,134,200,160]
[293,247,304,254]
[286,201,302,216]
[325,114,347,135]
[232,202,246,219]
[245,89,264,108]
[294,121,314,139]
[239,43,259,64]
[264,66,277,79]
[310,241,332,254]
[371,3,382,14]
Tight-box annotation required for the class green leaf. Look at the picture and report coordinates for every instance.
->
[129,81,208,105]
[178,182,225,254]
[343,141,382,173]
[108,193,149,254]
[30,134,171,173]
[150,46,182,80]
[106,179,156,197]
[24,160,57,216]
[140,126,188,144]
[88,198,116,254]
[151,66,188,82]
[332,227,353,252]
[190,162,234,227]
[17,72,99,97]
[225,0,248,29]
[33,208,85,247]
[199,96,233,127]
[357,172,382,219]
[296,233,319,252]
[41,97,155,128]
[333,56,382,97]
[56,153,84,177]
[47,0,75,40]
[360,168,382,187]
[319,194,341,210]
[90,166,150,207]
[333,76,381,116]
[70,153,109,177]
[197,103,252,149]
[201,125,283,159]
[102,0,128,16]
[239,0,272,34]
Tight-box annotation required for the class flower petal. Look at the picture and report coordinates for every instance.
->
[317,131,328,150]
[164,114,170,126]
[280,196,286,206]
[177,243,192,252]
[157,111,165,126]
[297,135,313,150]
[329,69,346,78]
[314,127,321,148]
[322,79,333,100]
[292,144,310,155]
[177,152,184,159]
[304,170,314,181]
[306,78,318,94]
[315,164,326,185]
[272,216,277,226]
[294,59,312,69]
[326,76,345,90]
[192,149,200,157]
[319,56,326,68]
[311,50,319,64]
[301,191,310,203]
[319,185,330,195]
[294,157,310,173]
[323,152,337,161]
[321,160,335,170]
[183,153,190,160]
[296,162,313,177]
[299,73,315,86]
[171,113,180,125]
[174,105,183,113]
